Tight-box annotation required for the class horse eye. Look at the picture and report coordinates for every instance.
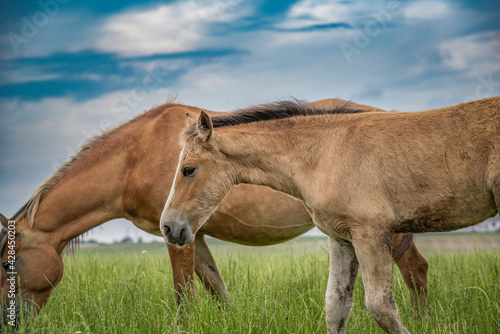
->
[182,166,196,177]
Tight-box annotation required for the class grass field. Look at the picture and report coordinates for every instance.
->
[6,233,500,333]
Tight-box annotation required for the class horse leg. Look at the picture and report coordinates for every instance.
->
[194,234,230,301]
[166,242,195,305]
[325,237,358,334]
[393,236,429,311]
[352,229,410,334]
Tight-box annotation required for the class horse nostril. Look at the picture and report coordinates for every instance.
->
[163,225,171,236]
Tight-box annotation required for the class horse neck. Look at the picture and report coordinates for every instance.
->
[216,124,309,200]
[25,121,144,253]
[25,102,212,254]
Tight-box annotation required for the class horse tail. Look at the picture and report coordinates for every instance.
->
[393,233,414,262]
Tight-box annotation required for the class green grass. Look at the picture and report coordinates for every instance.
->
[5,236,500,333]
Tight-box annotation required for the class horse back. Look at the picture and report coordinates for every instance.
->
[382,97,499,231]
[309,97,500,233]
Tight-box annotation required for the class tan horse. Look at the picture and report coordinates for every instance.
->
[161,96,500,334]
[0,99,428,324]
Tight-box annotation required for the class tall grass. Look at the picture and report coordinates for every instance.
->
[6,239,500,333]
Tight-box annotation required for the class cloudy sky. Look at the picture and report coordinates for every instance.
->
[0,0,499,242]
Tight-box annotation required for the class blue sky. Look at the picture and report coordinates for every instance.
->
[0,0,499,242]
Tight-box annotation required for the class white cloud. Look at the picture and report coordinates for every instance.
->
[0,71,61,85]
[278,0,352,29]
[439,31,500,77]
[278,0,402,30]
[95,1,248,57]
[403,1,451,21]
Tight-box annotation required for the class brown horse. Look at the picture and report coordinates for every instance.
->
[0,99,428,324]
[161,96,499,334]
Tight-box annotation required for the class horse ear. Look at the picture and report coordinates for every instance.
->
[198,111,213,141]
[0,214,8,229]
[186,113,196,127]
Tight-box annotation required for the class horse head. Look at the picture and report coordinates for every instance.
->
[0,213,63,326]
[160,112,237,246]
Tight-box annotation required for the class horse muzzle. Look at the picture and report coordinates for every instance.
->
[161,212,194,246]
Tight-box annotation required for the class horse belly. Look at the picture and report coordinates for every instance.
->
[199,184,314,246]
[393,192,497,233]
[201,213,314,245]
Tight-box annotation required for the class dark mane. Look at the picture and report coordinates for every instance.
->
[184,99,365,139]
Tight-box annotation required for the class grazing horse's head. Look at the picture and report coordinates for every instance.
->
[161,112,236,246]
[0,214,64,326]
